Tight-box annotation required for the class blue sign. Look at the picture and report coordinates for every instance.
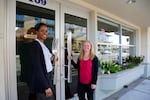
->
[29,0,47,6]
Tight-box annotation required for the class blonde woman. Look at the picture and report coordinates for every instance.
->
[75,40,99,100]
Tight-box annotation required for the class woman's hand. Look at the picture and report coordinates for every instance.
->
[67,55,73,60]
[53,55,58,63]
[91,84,96,89]
[45,88,53,97]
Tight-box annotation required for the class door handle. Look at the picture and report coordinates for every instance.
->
[67,31,72,83]
[52,38,58,85]
[64,64,72,83]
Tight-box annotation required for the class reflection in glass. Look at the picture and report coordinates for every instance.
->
[122,27,136,62]
[65,14,87,53]
[97,17,136,64]
[97,17,120,62]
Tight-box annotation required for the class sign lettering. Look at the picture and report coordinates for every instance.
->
[29,0,47,6]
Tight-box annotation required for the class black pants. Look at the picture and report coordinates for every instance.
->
[78,82,94,100]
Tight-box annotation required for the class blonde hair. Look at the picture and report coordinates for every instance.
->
[79,40,95,60]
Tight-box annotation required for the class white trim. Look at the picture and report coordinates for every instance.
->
[59,4,65,100]
[3,0,7,99]
[54,3,61,100]
[89,11,97,53]
[6,0,17,100]
[0,0,5,35]
[97,42,136,47]
[0,39,5,100]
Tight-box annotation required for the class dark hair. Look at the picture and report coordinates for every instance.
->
[27,27,36,34]
[34,23,48,31]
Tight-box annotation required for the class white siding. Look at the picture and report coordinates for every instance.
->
[0,0,4,36]
[0,38,5,100]
[0,0,5,100]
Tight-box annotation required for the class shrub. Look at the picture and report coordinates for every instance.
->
[100,55,144,74]
[100,61,122,74]
[124,55,144,68]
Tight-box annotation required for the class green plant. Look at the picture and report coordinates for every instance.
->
[125,55,144,66]
[100,61,122,74]
[100,55,144,74]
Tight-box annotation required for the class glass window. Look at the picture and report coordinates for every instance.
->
[97,17,136,64]
[97,17,120,63]
[122,27,136,63]
[16,2,55,55]
[65,14,87,53]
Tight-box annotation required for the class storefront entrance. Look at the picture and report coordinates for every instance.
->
[16,0,89,100]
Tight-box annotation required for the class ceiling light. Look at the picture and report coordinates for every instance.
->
[127,0,136,4]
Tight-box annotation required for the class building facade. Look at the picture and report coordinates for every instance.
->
[0,0,150,100]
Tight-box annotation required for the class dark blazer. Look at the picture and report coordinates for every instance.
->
[75,56,99,84]
[28,40,50,94]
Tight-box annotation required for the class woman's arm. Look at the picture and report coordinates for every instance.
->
[91,56,99,85]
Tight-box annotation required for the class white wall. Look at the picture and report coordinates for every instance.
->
[142,27,150,78]
[141,28,148,62]
[0,39,5,100]
[0,0,4,36]
[147,27,150,63]
[0,0,6,100]
[5,0,17,100]
[89,11,97,53]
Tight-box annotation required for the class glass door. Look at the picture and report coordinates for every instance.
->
[16,1,56,100]
[64,14,87,98]
[60,4,89,100]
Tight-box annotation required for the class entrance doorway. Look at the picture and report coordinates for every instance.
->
[64,13,87,99]
[16,2,56,100]
[16,1,89,100]
[59,4,89,99]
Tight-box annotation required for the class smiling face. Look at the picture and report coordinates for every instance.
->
[82,41,92,53]
[79,40,95,60]
[36,25,48,43]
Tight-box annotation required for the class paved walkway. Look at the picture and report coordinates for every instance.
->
[68,77,150,100]
[104,77,150,100]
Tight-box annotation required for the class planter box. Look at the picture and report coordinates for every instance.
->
[143,63,150,78]
[99,64,144,90]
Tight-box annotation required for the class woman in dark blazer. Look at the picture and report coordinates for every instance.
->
[28,23,57,100]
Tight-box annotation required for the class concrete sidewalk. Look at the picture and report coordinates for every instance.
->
[69,77,150,100]
[104,78,150,100]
